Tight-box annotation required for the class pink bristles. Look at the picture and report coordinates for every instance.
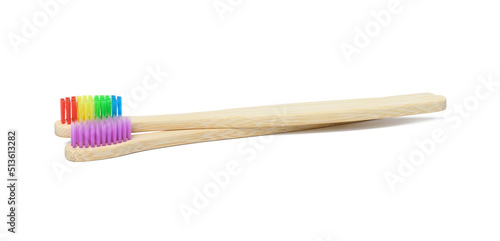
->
[71,124,76,147]
[112,118,117,145]
[84,123,90,148]
[71,117,131,148]
[106,120,112,145]
[95,120,101,147]
[126,118,131,140]
[78,124,83,148]
[101,120,107,146]
[117,118,122,143]
[90,121,95,147]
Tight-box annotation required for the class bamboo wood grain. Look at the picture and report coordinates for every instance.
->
[65,123,340,162]
[55,93,446,138]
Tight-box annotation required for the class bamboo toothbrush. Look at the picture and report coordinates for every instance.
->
[65,122,343,162]
[61,93,445,162]
[56,93,446,138]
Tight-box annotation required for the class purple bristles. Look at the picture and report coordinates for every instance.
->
[126,118,131,140]
[71,123,77,147]
[95,121,101,147]
[90,121,95,147]
[101,120,106,146]
[78,124,83,148]
[84,123,90,148]
[117,118,122,143]
[70,117,131,148]
[112,118,117,145]
[106,121,112,145]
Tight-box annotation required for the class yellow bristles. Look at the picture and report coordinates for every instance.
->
[77,96,82,122]
[89,96,94,119]
[83,95,88,121]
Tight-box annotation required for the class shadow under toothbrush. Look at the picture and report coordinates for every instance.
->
[284,117,441,135]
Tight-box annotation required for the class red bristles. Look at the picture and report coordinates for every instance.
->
[60,98,66,124]
[71,96,77,122]
[65,97,71,124]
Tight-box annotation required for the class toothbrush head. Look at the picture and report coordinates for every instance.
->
[59,95,122,124]
[70,116,131,148]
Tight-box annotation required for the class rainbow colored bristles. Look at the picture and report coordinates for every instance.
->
[71,116,131,148]
[60,95,122,124]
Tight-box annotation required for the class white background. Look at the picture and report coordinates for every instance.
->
[1,0,499,240]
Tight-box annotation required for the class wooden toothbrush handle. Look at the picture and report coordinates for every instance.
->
[65,123,339,162]
[55,93,446,138]
[130,93,445,132]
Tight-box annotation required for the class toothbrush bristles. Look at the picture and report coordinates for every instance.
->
[60,95,122,124]
[71,117,131,148]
